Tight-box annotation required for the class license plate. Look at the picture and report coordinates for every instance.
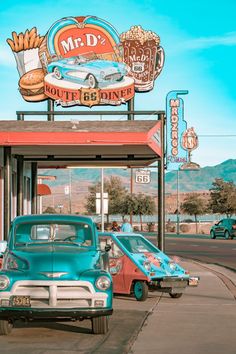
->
[10,295,31,307]
[188,277,199,286]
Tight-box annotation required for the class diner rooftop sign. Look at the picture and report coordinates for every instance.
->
[7,16,164,107]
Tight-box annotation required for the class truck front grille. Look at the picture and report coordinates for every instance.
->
[1,280,107,309]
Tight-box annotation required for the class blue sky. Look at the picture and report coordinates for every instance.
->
[0,0,236,168]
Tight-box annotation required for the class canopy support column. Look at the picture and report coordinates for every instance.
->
[31,162,37,214]
[158,112,165,251]
[4,147,12,240]
[17,156,24,216]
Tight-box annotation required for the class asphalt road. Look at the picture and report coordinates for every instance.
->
[148,233,236,271]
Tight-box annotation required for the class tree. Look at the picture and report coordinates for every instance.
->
[120,193,138,220]
[85,176,128,222]
[180,193,206,233]
[43,206,57,214]
[132,193,156,231]
[208,178,236,217]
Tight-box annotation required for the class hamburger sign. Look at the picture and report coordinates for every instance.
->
[7,16,164,107]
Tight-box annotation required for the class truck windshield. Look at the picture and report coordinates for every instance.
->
[14,222,93,248]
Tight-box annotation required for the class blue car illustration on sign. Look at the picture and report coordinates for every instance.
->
[47,53,129,88]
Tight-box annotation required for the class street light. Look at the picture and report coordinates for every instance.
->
[176,127,200,234]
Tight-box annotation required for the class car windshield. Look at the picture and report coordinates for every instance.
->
[14,222,94,248]
[117,235,159,254]
[67,53,97,65]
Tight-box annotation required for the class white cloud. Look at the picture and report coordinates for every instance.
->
[0,44,15,66]
[180,32,236,51]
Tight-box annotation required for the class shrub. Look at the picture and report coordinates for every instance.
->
[180,224,190,233]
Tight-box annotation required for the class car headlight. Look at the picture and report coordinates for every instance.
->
[143,261,151,272]
[169,261,177,271]
[95,276,111,291]
[0,275,10,290]
[100,71,105,79]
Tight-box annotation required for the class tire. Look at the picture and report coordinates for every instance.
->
[169,293,183,299]
[224,230,230,240]
[53,67,62,80]
[0,320,13,335]
[92,316,109,334]
[87,74,98,88]
[210,230,216,239]
[134,281,148,301]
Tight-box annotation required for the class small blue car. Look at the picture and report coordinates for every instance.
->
[47,53,128,88]
[99,232,199,301]
[0,215,112,335]
[210,218,236,239]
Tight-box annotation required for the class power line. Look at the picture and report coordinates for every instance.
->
[198,134,236,137]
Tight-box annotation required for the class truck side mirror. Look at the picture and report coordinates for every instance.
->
[105,244,111,252]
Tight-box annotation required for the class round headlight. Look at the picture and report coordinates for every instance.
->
[95,276,111,291]
[100,71,105,79]
[0,275,10,290]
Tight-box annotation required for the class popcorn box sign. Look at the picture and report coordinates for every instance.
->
[7,16,164,107]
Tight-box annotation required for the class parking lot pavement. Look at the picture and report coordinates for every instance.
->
[130,260,236,354]
[1,260,236,354]
[0,291,159,354]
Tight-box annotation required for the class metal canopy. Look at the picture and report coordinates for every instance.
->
[1,108,165,252]
[0,120,162,168]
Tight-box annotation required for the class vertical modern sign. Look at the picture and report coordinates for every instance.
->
[166,90,188,170]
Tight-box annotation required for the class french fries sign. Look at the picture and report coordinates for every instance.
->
[7,16,164,107]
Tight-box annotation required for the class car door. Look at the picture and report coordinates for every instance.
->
[214,220,225,236]
[99,236,126,293]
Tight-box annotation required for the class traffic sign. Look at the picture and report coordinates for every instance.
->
[135,170,151,184]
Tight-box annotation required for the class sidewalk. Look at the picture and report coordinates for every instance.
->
[130,260,236,354]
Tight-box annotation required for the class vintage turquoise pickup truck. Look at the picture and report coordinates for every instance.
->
[0,214,112,335]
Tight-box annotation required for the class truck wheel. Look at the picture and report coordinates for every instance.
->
[169,293,183,299]
[0,320,13,335]
[210,230,216,239]
[134,281,148,301]
[92,316,109,334]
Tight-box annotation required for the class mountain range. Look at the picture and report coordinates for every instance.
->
[40,159,236,194]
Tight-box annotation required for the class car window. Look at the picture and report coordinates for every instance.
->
[67,59,77,65]
[99,236,123,258]
[117,235,159,254]
[14,222,93,247]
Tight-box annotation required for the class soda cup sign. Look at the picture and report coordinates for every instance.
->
[120,25,164,92]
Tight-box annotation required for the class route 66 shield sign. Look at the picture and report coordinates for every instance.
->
[135,170,151,184]
[80,88,101,107]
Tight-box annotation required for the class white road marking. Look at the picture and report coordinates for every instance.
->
[210,246,218,248]
[169,243,177,245]
[191,244,199,247]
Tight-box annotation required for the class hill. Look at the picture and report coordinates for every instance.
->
[165,159,236,193]
[41,159,236,193]
[40,159,236,213]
